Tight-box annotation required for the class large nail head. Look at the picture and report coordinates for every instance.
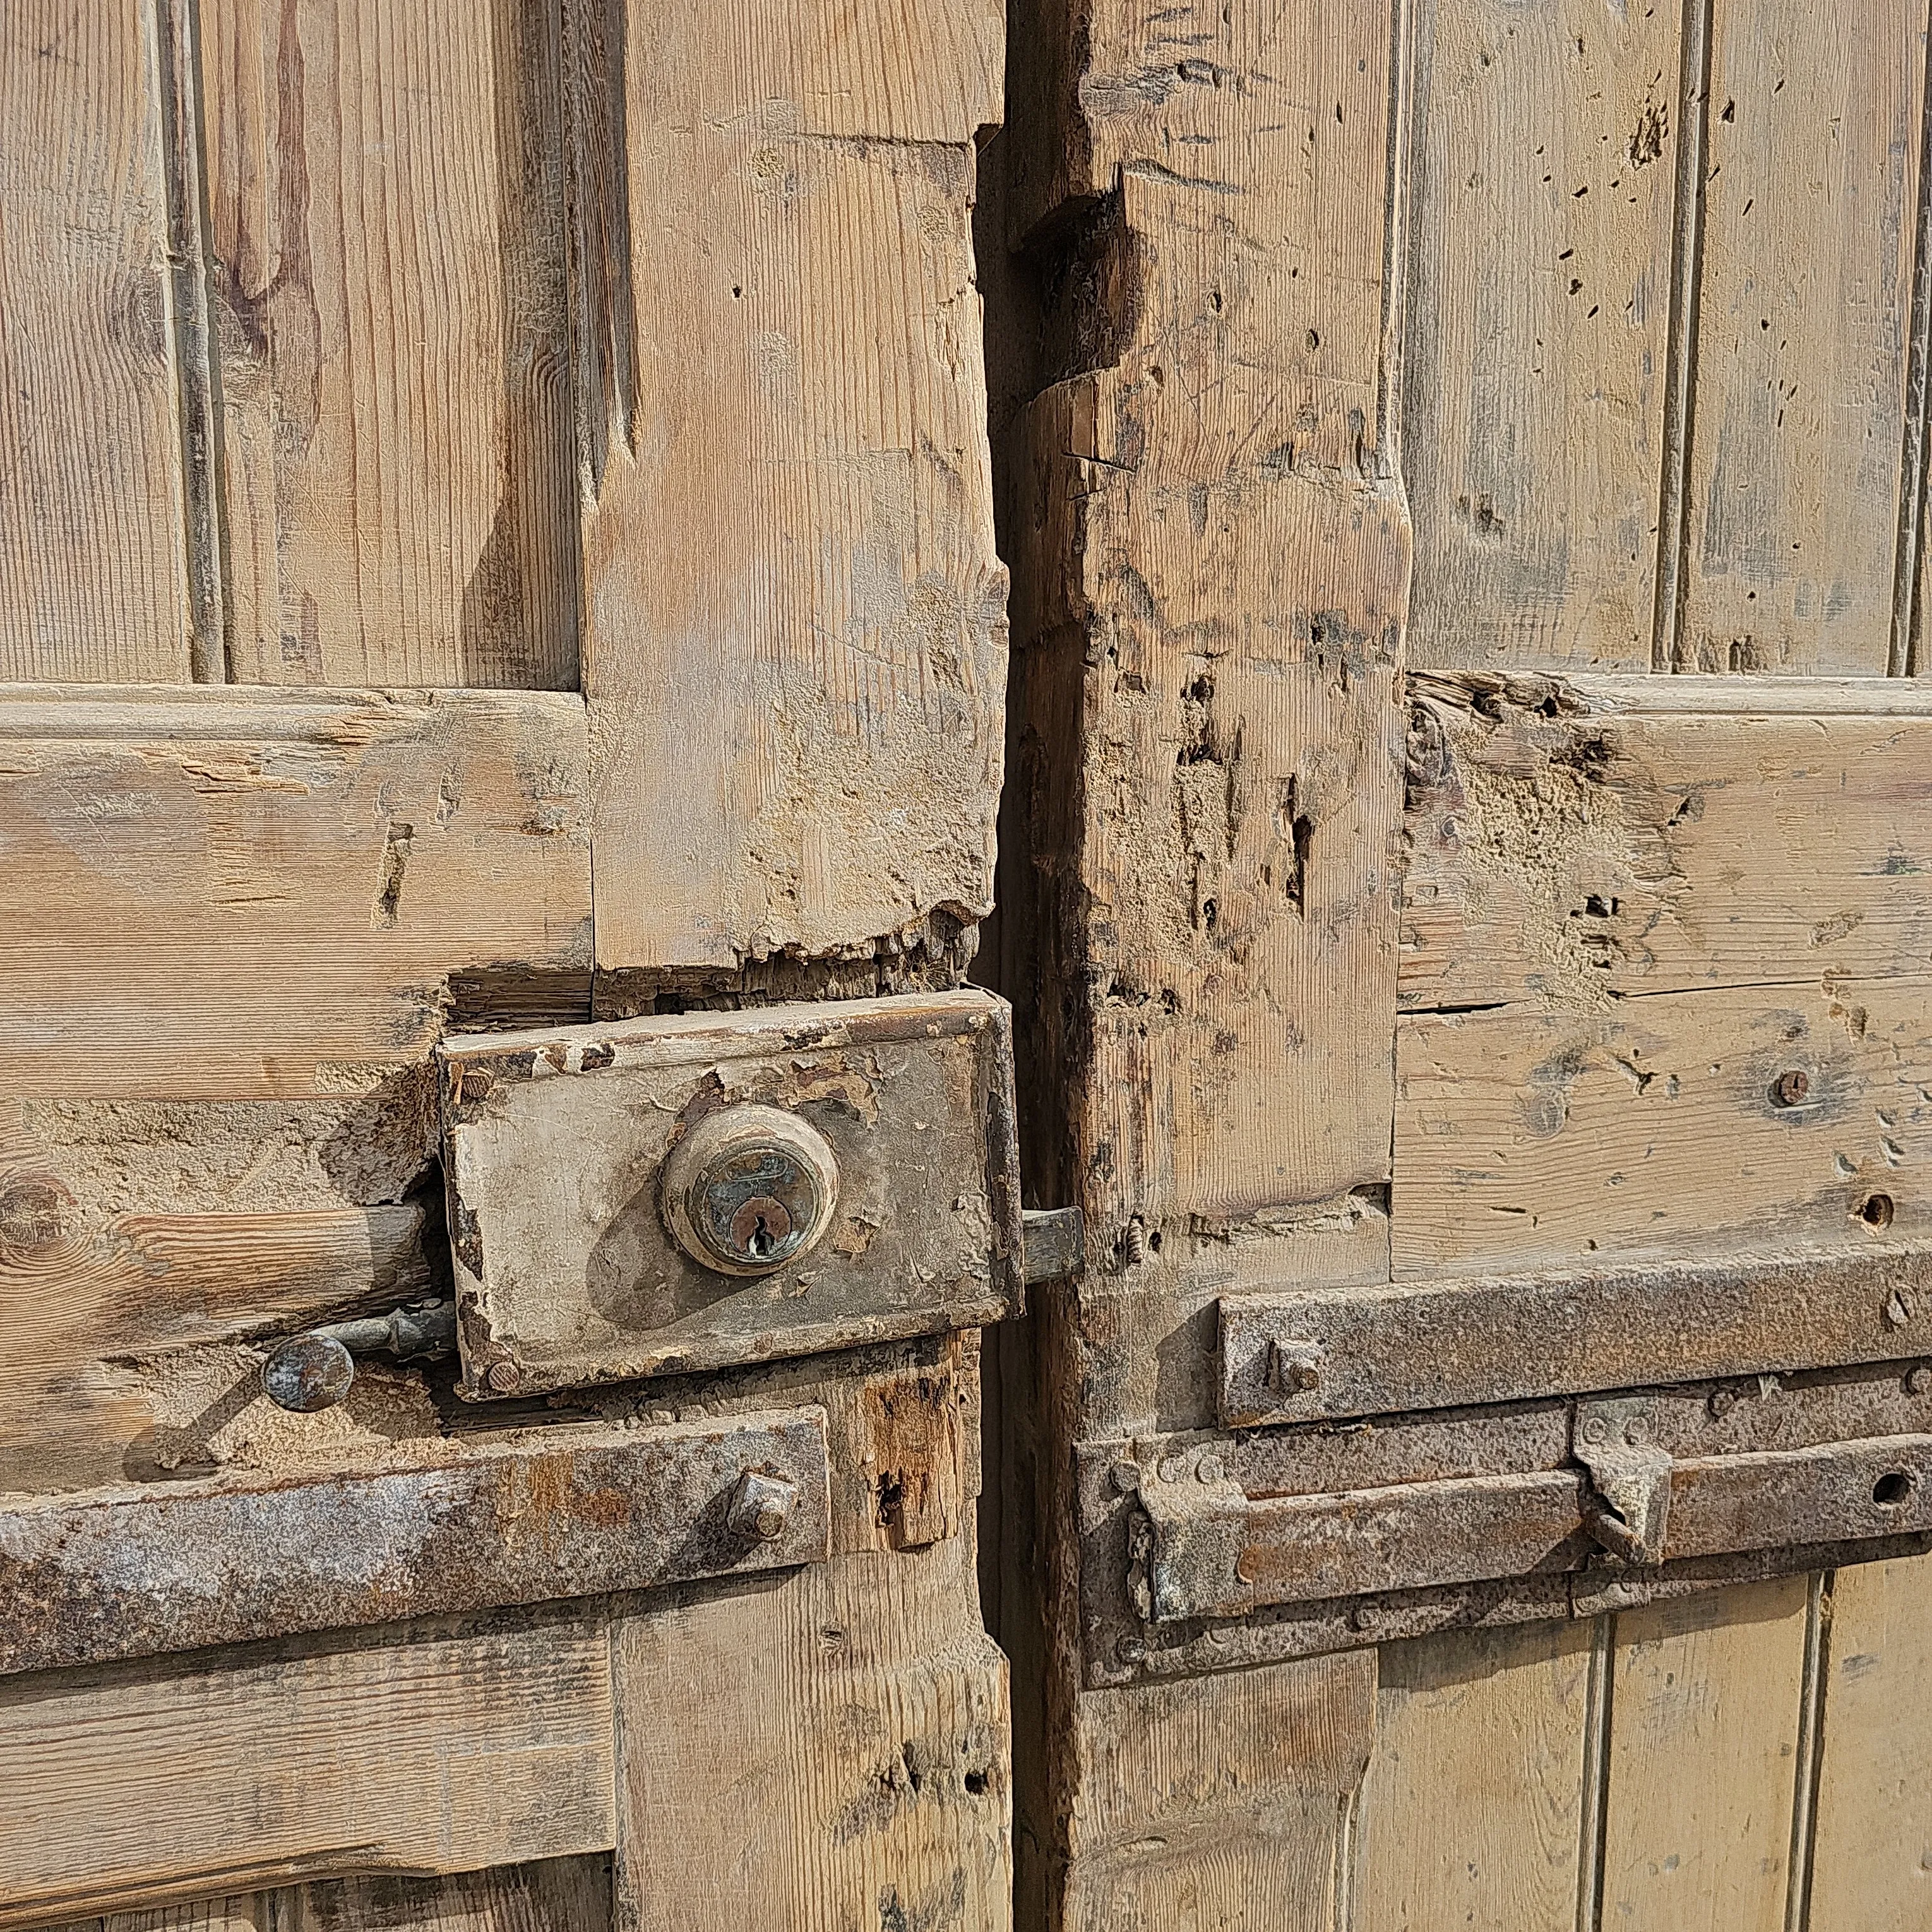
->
[263,1333,356,1412]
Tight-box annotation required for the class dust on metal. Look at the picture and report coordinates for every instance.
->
[0,1407,832,1676]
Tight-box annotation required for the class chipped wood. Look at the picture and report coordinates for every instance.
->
[0,1614,617,1929]
[0,686,592,1098]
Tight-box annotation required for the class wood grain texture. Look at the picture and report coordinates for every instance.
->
[1675,2,1928,674]
[1804,1556,1932,1929]
[57,1856,612,1932]
[581,0,1006,971]
[610,1539,1011,1932]
[0,686,591,1097]
[0,1,191,681]
[1403,0,1681,672]
[1402,673,1932,1011]
[0,1615,616,1928]
[1598,1577,1812,1932]
[1061,1652,1376,1932]
[1354,1619,1595,1932]
[199,0,578,688]
[1394,977,1932,1275]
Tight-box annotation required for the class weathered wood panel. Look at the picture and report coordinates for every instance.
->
[199,0,578,688]
[0,3,191,683]
[1674,3,1928,674]
[0,1615,616,1929]
[1403,0,1681,672]
[1805,1556,1932,1929]
[611,1530,1010,1928]
[1402,674,1932,1011]
[1354,1620,1596,1932]
[1598,1577,1813,1932]
[1394,977,1932,1275]
[0,686,592,1097]
[581,0,1006,972]
[1060,1654,1375,1932]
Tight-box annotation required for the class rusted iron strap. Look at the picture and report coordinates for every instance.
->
[1137,1429,1932,1622]
[1219,1244,1932,1427]
[0,1409,830,1676]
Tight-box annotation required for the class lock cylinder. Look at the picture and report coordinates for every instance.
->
[660,1104,840,1277]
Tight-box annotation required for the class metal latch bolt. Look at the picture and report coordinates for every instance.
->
[263,1299,457,1412]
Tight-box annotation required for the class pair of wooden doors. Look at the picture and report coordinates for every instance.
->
[5,1,1932,1929]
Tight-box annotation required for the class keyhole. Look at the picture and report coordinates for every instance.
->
[749,1214,774,1258]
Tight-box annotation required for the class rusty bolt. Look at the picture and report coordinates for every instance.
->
[1771,1070,1810,1108]
[726,1469,797,1542]
[662,1104,840,1277]
[263,1333,357,1413]
[1909,1367,1932,1397]
[1708,1387,1738,1420]
[1196,1455,1225,1485]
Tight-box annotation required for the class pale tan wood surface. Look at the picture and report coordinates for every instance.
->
[610,1539,1010,1932]
[0,686,591,1097]
[581,0,1006,972]
[1402,673,1932,1011]
[198,0,578,689]
[1395,976,1931,1275]
[1676,3,1928,674]
[1061,1652,1376,1932]
[1355,1619,1595,1932]
[1598,1577,1813,1932]
[1403,0,1681,672]
[0,3,191,683]
[0,1616,616,1929]
[1805,1556,1932,1929]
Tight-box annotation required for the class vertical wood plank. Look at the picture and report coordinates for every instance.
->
[1598,1575,1813,1932]
[609,1542,1011,1932]
[1676,3,1928,674]
[1804,1555,1932,1929]
[199,0,578,688]
[1062,1654,1377,1932]
[580,0,1006,972]
[1403,0,1682,672]
[0,1,191,681]
[1354,1621,1595,1932]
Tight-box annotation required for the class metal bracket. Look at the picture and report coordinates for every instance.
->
[1020,1206,1084,1286]
[1573,1397,1673,1565]
[0,1407,833,1676]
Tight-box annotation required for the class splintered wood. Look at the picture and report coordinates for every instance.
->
[580,0,1007,970]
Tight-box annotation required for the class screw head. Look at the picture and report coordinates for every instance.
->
[726,1469,798,1542]
[1350,1602,1383,1633]
[1116,1635,1147,1665]
[1908,1367,1932,1397]
[1196,1455,1225,1485]
[1772,1070,1810,1108]
[1109,1459,1142,1496]
[484,1357,523,1395]
[263,1333,355,1412]
[1157,1455,1189,1484]
[1708,1387,1737,1419]
[1582,1417,1609,1446]
[662,1104,840,1277]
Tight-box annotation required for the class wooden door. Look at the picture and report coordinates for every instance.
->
[0,3,1014,1926]
[989,1,1932,1928]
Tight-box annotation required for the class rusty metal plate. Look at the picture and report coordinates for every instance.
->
[1076,1360,1932,1680]
[1219,1244,1932,1428]
[438,990,1022,1397]
[0,1409,830,1676]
